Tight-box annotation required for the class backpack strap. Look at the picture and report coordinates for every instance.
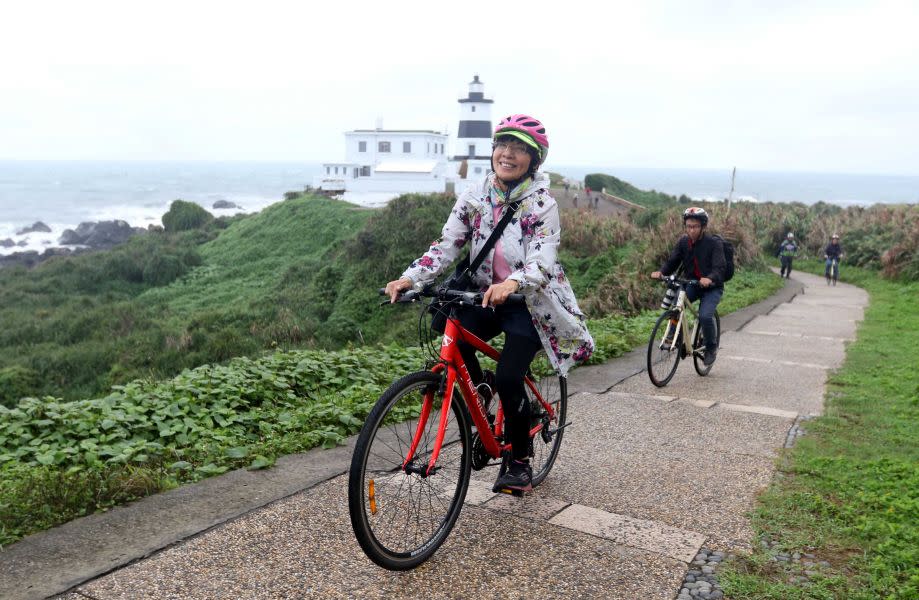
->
[460,198,522,279]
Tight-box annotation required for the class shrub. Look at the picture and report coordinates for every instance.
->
[0,366,40,407]
[162,200,213,232]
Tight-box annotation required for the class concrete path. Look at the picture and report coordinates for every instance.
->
[1,271,868,599]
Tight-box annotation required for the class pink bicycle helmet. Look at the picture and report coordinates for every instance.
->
[494,114,549,166]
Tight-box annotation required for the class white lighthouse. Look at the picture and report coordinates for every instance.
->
[452,75,494,180]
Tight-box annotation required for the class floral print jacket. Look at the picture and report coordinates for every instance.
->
[401,172,594,376]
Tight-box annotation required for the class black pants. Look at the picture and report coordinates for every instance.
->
[780,256,793,277]
[456,304,542,461]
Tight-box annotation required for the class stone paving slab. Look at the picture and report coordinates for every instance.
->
[743,313,859,340]
[770,302,864,321]
[613,358,827,415]
[549,504,707,563]
[721,330,845,368]
[73,475,686,600]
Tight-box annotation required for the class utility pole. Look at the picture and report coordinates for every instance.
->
[727,166,736,210]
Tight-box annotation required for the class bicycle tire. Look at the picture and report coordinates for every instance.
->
[647,312,681,387]
[525,351,568,487]
[348,371,472,570]
[692,311,721,376]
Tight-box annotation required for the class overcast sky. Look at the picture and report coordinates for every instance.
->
[2,0,918,175]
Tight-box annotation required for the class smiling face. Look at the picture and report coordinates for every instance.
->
[492,137,533,188]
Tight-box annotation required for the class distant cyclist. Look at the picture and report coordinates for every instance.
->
[824,233,843,282]
[775,232,799,279]
[651,207,726,366]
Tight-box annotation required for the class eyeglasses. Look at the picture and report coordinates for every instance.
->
[493,141,531,155]
[684,224,702,230]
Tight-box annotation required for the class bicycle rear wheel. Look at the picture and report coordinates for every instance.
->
[647,312,681,387]
[348,371,472,570]
[525,351,568,487]
[693,311,721,376]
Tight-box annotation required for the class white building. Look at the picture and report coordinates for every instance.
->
[313,127,450,194]
[313,75,497,198]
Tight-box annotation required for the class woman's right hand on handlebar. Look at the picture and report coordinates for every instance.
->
[650,271,662,280]
[384,277,413,303]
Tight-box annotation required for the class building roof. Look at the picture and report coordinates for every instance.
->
[374,160,438,173]
[349,129,446,135]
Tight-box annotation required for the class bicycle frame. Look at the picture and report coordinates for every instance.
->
[661,285,701,357]
[402,309,557,477]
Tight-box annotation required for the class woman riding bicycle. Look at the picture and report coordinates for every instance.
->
[384,114,594,493]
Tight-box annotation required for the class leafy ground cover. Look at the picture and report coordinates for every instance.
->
[720,263,919,599]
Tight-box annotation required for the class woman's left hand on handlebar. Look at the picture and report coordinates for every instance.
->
[699,277,713,288]
[482,279,520,307]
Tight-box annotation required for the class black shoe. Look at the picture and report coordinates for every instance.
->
[492,458,532,492]
[703,348,717,366]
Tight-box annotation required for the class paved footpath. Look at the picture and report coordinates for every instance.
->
[1,271,868,599]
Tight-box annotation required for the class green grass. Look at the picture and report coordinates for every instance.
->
[720,264,919,599]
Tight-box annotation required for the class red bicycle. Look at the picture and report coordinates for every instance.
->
[348,287,569,570]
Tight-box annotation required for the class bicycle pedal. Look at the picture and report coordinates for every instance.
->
[497,488,525,497]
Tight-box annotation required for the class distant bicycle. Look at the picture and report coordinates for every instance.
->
[825,257,840,286]
[647,275,721,387]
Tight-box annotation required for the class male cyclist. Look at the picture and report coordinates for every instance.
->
[824,233,843,283]
[776,232,798,278]
[651,207,726,366]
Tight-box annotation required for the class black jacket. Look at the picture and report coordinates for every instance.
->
[824,243,843,259]
[660,233,727,288]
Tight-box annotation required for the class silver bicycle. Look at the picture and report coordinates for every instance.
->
[647,275,721,387]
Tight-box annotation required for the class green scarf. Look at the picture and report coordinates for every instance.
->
[489,174,532,206]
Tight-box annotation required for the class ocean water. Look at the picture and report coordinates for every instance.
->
[553,165,919,207]
[2,160,917,256]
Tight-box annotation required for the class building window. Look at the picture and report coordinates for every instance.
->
[379,141,390,152]
[472,106,476,112]
[359,141,367,152]
[326,166,330,174]
[361,165,371,176]
[440,144,444,154]
[403,141,411,153]
[468,144,475,157]
[353,168,358,178]
[427,142,430,153]
[474,166,482,174]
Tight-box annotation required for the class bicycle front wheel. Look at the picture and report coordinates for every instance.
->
[693,311,721,376]
[348,371,472,570]
[525,351,568,487]
[647,312,681,387]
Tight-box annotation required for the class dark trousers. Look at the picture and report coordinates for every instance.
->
[780,256,793,277]
[685,285,723,352]
[456,305,542,460]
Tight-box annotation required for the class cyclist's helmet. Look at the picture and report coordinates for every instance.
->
[831,233,840,239]
[787,232,794,239]
[682,206,709,227]
[493,114,549,167]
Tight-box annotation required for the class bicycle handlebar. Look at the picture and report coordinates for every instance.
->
[656,274,700,288]
[378,286,525,307]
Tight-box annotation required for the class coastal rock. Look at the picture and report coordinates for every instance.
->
[59,220,146,248]
[0,238,14,248]
[15,221,52,235]
[0,248,77,270]
[212,200,240,209]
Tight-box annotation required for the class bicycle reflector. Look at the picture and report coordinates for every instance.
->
[368,480,377,515]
